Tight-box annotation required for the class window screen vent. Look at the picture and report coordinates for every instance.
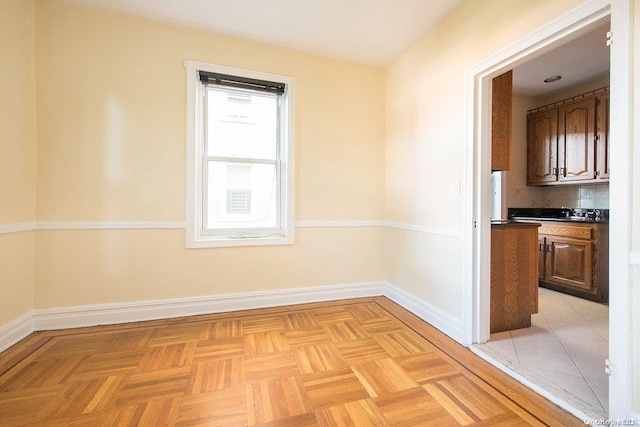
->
[227,190,251,214]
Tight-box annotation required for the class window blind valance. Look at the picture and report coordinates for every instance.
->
[199,71,286,94]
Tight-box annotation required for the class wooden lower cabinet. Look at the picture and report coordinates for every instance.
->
[538,222,608,302]
[491,222,540,333]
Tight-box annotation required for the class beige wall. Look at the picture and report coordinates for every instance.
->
[0,0,37,225]
[504,94,543,209]
[384,0,584,318]
[32,0,385,308]
[0,0,36,325]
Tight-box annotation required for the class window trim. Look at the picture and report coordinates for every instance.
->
[185,60,295,248]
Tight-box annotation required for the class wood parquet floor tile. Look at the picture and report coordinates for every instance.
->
[0,297,583,426]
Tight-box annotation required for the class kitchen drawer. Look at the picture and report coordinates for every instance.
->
[538,223,594,240]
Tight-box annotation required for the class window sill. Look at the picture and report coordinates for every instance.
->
[185,233,294,248]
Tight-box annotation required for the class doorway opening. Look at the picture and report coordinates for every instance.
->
[463,0,633,421]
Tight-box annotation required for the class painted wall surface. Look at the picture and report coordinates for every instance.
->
[0,0,36,324]
[384,0,583,319]
[33,0,385,308]
[0,233,35,325]
[504,94,543,209]
[0,0,37,224]
[35,228,382,307]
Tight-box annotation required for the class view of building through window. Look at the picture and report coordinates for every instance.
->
[205,87,279,231]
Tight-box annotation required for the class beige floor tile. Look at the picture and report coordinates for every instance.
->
[477,288,610,419]
[571,354,608,382]
[586,378,609,411]
[527,368,606,415]
[539,308,585,324]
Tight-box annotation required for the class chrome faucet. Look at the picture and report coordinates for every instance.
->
[561,206,575,218]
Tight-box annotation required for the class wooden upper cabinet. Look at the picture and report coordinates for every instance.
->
[558,97,596,182]
[491,70,512,171]
[527,109,558,185]
[596,92,610,180]
[526,87,609,186]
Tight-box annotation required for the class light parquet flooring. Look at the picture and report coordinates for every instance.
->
[0,297,583,426]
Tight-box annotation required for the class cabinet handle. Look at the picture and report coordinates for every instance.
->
[560,167,565,176]
[539,243,544,252]
[546,243,552,252]
[552,167,557,176]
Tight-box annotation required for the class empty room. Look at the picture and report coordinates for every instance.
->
[1,0,638,425]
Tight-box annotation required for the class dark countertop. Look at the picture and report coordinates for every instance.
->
[509,217,608,224]
[491,219,541,227]
[507,207,609,224]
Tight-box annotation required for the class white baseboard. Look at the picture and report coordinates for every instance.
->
[381,281,465,343]
[32,282,387,331]
[1,281,465,353]
[0,311,34,352]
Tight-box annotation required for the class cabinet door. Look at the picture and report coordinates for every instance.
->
[558,97,596,182]
[527,109,558,185]
[538,236,546,281]
[596,93,610,179]
[491,70,512,171]
[545,236,593,293]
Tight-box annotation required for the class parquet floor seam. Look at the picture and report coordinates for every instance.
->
[0,297,582,426]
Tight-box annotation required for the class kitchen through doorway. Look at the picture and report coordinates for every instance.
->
[467,5,622,421]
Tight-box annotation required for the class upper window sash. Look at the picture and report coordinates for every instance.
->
[203,85,281,162]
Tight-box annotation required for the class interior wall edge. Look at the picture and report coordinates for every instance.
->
[382,281,464,343]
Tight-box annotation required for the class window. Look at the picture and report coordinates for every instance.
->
[185,61,295,248]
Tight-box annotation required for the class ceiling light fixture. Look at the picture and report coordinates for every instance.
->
[544,75,562,83]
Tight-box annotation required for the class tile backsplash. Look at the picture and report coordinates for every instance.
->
[507,183,609,209]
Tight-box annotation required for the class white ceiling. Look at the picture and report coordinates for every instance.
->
[512,23,611,97]
[56,1,610,93]
[57,0,464,67]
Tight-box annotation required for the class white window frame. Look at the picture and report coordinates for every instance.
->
[185,60,295,248]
